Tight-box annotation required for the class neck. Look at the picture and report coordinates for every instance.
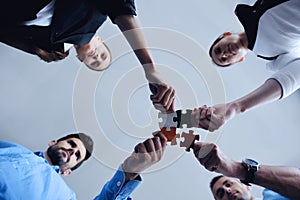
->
[44,151,54,165]
[74,43,89,51]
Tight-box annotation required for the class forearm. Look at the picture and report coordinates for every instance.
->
[115,15,156,74]
[229,162,300,199]
[0,34,37,55]
[230,78,282,115]
[253,165,300,199]
[94,165,141,200]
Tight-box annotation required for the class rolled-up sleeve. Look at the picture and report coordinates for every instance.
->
[267,51,300,99]
[93,165,141,200]
[99,0,137,24]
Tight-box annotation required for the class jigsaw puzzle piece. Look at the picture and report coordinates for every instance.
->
[179,130,200,152]
[170,133,180,145]
[160,127,177,142]
[158,112,178,130]
[174,109,194,128]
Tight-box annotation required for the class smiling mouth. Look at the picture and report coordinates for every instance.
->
[230,191,238,199]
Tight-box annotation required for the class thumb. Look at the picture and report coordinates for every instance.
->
[192,141,203,157]
[196,143,215,159]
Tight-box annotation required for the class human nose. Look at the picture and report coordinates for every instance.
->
[224,186,231,193]
[67,148,74,156]
[92,53,99,59]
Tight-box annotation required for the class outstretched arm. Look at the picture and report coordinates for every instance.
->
[115,15,175,112]
[193,142,300,199]
[94,131,167,200]
[122,131,167,180]
[0,33,69,62]
[192,78,282,131]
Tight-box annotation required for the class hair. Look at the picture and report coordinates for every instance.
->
[210,175,224,191]
[208,34,232,67]
[57,132,94,171]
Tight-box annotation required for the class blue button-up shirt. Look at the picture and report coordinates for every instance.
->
[34,151,60,173]
[262,188,291,200]
[0,141,141,200]
[95,165,141,200]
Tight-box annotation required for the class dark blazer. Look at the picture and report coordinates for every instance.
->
[0,0,136,54]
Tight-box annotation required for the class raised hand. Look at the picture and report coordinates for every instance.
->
[147,71,175,113]
[36,48,70,62]
[191,103,238,132]
[122,131,167,176]
[192,141,238,177]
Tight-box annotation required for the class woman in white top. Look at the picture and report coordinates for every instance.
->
[191,0,300,132]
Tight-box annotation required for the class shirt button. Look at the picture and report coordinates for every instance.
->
[117,181,121,187]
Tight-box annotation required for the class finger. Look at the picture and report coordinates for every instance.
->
[199,107,223,132]
[154,131,167,148]
[169,100,175,113]
[152,85,168,103]
[200,106,208,120]
[134,142,147,154]
[36,49,51,62]
[192,142,202,158]
[39,49,55,60]
[197,143,216,159]
[152,131,160,136]
[51,52,63,61]
[165,89,175,111]
[152,136,162,150]
[207,115,224,132]
[206,107,215,120]
[54,51,69,59]
[152,102,167,113]
[143,138,156,153]
[197,117,211,130]
[199,150,213,168]
[210,114,225,128]
[152,137,163,159]
[161,88,175,111]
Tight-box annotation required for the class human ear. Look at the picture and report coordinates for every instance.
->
[48,140,57,147]
[62,169,72,176]
[223,32,232,37]
[245,185,251,191]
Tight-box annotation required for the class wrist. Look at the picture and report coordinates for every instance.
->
[122,163,138,183]
[228,101,242,116]
[240,158,260,185]
[233,161,248,181]
[124,172,139,183]
[144,65,156,76]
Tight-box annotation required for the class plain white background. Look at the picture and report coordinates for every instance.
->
[1,0,300,199]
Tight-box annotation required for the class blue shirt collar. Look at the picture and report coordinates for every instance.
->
[34,151,60,174]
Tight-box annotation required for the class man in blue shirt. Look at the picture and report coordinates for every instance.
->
[0,132,94,199]
[0,131,167,199]
[209,176,290,200]
[192,141,300,200]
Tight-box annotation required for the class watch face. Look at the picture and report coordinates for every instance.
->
[245,158,258,165]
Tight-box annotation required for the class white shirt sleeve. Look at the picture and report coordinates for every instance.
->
[267,51,300,99]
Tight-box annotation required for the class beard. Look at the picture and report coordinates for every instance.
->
[47,145,69,169]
